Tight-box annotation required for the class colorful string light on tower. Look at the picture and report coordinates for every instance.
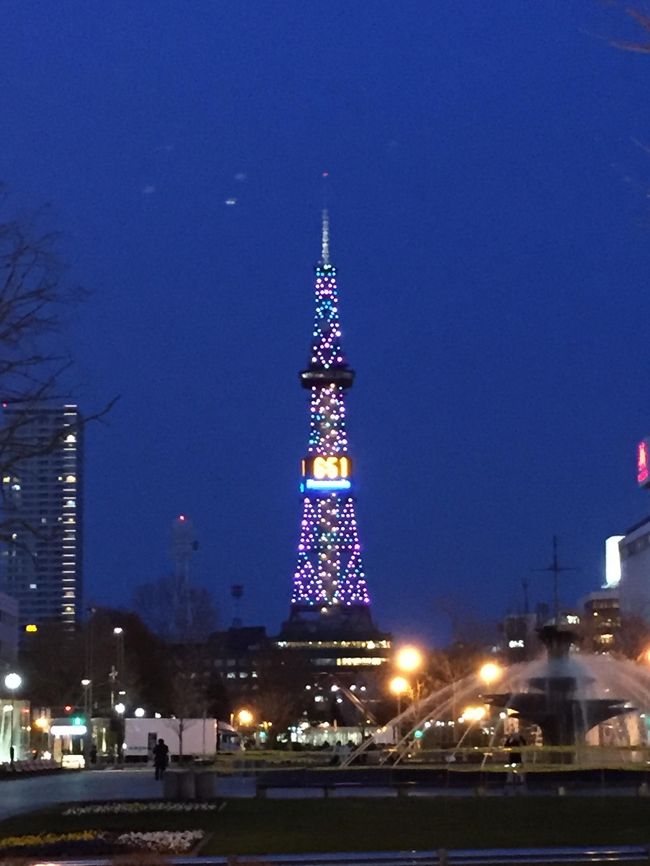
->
[288,208,373,628]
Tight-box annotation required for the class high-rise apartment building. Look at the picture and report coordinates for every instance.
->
[1,404,83,630]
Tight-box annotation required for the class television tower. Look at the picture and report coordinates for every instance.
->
[285,210,374,634]
[170,513,198,637]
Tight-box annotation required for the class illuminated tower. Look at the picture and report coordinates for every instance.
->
[286,211,374,634]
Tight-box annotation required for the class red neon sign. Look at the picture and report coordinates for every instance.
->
[638,440,649,487]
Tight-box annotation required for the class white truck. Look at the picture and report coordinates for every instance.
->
[124,718,241,761]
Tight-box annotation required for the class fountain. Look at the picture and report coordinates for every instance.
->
[484,622,632,746]
[344,620,650,770]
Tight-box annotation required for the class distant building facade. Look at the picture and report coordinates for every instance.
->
[499,613,541,664]
[0,404,83,631]
[619,517,650,622]
[209,625,269,702]
[0,591,18,667]
[581,589,621,652]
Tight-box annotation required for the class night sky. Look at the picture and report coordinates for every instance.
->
[2,2,650,645]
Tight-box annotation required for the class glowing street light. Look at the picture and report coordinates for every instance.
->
[461,705,487,723]
[4,673,21,692]
[236,708,254,727]
[134,707,145,718]
[389,675,410,697]
[114,702,126,715]
[395,646,423,674]
[4,672,22,764]
[478,662,502,686]
[389,674,411,721]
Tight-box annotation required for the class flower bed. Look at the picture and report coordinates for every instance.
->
[0,828,205,857]
[115,830,204,852]
[63,800,217,815]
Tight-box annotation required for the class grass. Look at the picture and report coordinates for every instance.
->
[1,797,650,855]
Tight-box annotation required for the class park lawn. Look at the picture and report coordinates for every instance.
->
[196,797,650,854]
[0,797,649,854]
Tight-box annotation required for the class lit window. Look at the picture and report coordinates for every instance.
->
[65,434,76,443]
[65,475,76,483]
[29,583,37,590]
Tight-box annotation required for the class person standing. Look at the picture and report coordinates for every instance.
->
[153,738,169,780]
[504,730,526,786]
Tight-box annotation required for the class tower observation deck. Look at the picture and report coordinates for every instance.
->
[281,210,385,647]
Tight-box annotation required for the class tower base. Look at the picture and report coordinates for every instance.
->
[276,605,392,675]
[281,604,379,640]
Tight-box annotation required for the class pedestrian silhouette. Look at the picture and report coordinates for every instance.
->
[153,738,169,780]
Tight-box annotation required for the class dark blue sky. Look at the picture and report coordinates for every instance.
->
[2,2,650,644]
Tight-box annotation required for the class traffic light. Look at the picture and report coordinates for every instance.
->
[64,704,73,713]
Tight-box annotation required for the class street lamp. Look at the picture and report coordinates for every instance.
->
[461,705,487,723]
[236,708,254,727]
[395,646,423,674]
[110,627,125,709]
[478,662,502,686]
[389,675,410,714]
[81,678,92,719]
[134,707,145,718]
[114,702,125,715]
[4,672,22,764]
[389,675,410,744]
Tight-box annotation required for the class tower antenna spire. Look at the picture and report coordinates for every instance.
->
[321,208,330,265]
[321,171,330,265]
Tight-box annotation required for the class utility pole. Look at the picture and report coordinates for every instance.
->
[534,535,578,620]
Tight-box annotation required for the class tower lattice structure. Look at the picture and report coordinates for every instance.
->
[289,211,372,630]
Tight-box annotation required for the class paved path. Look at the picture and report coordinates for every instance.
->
[0,767,259,820]
[0,768,163,820]
[0,769,644,822]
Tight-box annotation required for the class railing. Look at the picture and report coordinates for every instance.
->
[406,745,650,771]
[42,847,650,865]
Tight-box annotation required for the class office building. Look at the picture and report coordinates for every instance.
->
[619,517,650,623]
[1,404,83,630]
[0,590,18,667]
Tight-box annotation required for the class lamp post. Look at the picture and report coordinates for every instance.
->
[81,678,92,760]
[81,678,92,718]
[394,645,425,700]
[389,676,410,742]
[4,672,22,764]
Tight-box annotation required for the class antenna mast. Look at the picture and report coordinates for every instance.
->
[534,535,578,620]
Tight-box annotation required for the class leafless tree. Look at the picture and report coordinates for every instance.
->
[252,649,311,745]
[132,574,218,643]
[0,191,115,542]
[609,4,650,53]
